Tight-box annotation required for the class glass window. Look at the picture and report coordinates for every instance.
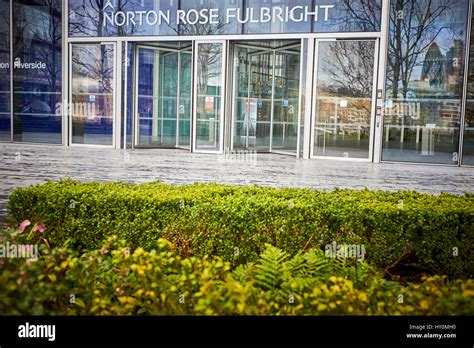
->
[462,11,474,165]
[383,0,469,164]
[71,44,115,146]
[313,40,376,159]
[13,0,62,144]
[0,0,10,141]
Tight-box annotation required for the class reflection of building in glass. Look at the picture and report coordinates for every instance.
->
[421,42,445,89]
[419,40,464,94]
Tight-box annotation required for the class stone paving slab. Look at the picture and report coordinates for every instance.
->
[0,143,473,224]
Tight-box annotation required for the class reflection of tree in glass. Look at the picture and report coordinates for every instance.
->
[329,0,382,32]
[11,0,62,117]
[179,16,230,36]
[387,0,463,98]
[70,0,145,37]
[26,0,62,100]
[72,45,114,120]
[72,46,114,93]
[197,44,221,96]
[320,41,374,98]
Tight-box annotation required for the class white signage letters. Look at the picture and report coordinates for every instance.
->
[103,4,335,27]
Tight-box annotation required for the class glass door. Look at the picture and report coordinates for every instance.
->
[70,43,116,146]
[193,41,226,153]
[233,48,273,151]
[135,46,192,149]
[232,43,301,154]
[271,50,300,153]
[312,39,378,160]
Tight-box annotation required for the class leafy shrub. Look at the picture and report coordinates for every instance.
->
[0,236,472,315]
[6,180,474,276]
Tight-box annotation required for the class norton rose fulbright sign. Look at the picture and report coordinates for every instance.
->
[102,0,335,27]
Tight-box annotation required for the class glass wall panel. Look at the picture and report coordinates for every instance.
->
[71,44,115,145]
[383,0,469,164]
[313,40,375,159]
[179,0,242,35]
[462,12,474,165]
[13,0,62,144]
[243,0,311,34]
[195,42,223,152]
[69,0,178,37]
[314,0,382,33]
[68,0,381,37]
[0,0,10,141]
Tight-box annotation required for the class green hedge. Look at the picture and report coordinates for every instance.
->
[1,236,473,315]
[7,180,474,276]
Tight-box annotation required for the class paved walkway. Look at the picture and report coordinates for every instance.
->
[0,143,473,223]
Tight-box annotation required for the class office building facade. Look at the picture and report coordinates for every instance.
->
[0,0,473,165]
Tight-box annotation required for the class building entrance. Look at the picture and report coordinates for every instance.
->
[231,40,301,155]
[134,42,192,149]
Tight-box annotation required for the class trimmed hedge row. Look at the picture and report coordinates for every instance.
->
[7,180,474,276]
